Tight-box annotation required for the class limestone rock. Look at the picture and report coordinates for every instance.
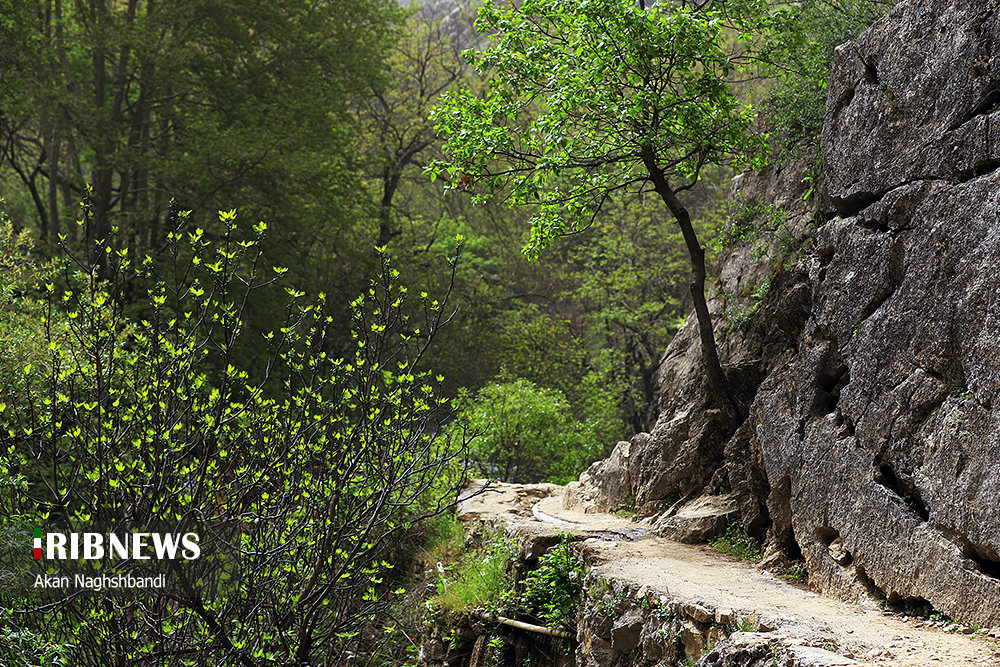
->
[698,633,859,667]
[823,0,1000,214]
[743,169,1000,625]
[502,521,563,561]
[785,645,858,666]
[682,602,715,625]
[690,0,1000,628]
[610,611,643,655]
[569,439,635,513]
[654,494,738,544]
[827,538,851,567]
[582,634,615,667]
[698,631,776,667]
[679,620,706,662]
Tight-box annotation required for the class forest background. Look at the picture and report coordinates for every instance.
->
[0,0,891,664]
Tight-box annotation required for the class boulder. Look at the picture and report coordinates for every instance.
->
[653,494,738,544]
[610,611,643,655]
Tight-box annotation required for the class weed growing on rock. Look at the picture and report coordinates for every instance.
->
[522,533,583,630]
[709,524,763,563]
[781,560,809,584]
[612,502,642,520]
[715,201,784,250]
[715,201,799,267]
[601,588,628,619]
[655,603,674,621]
[883,598,952,624]
[588,578,609,598]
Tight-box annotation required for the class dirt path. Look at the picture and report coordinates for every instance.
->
[458,481,1000,667]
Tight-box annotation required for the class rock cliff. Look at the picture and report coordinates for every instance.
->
[569,0,1000,628]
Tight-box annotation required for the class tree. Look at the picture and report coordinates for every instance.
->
[0,0,399,271]
[430,0,767,422]
[452,378,602,484]
[358,0,479,247]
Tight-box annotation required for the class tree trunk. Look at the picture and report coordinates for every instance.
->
[640,145,742,424]
[377,163,402,247]
[46,128,61,239]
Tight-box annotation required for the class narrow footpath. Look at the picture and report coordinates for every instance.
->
[458,481,1000,667]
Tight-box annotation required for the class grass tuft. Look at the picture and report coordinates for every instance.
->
[434,530,515,615]
[709,523,763,563]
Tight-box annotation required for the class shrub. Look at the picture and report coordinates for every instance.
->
[521,534,583,631]
[434,531,584,632]
[0,210,63,410]
[0,205,470,665]
[451,378,603,484]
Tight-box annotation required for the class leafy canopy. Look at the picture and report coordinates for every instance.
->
[452,378,601,484]
[430,0,766,255]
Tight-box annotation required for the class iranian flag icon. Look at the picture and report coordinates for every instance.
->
[33,528,41,559]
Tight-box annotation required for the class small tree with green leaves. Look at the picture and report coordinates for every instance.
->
[452,378,601,484]
[0,204,471,666]
[430,0,767,423]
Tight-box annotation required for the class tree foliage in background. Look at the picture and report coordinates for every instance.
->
[0,208,470,665]
[431,0,768,423]
[759,0,894,151]
[358,0,478,247]
[451,378,602,485]
[0,0,398,283]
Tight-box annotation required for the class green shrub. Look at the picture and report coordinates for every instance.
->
[1,206,470,665]
[433,531,584,632]
[452,378,603,484]
[521,533,583,631]
[781,560,809,584]
[0,608,72,667]
[715,202,788,255]
[0,211,64,411]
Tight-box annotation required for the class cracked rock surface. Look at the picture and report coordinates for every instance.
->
[569,0,1000,632]
[823,0,1000,214]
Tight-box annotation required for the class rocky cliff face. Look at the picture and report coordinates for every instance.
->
[569,0,1000,628]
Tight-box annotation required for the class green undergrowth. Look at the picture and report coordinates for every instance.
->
[417,513,466,569]
[433,531,583,631]
[521,534,584,630]
[434,530,517,616]
[883,598,952,624]
[779,559,809,584]
[709,523,763,563]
